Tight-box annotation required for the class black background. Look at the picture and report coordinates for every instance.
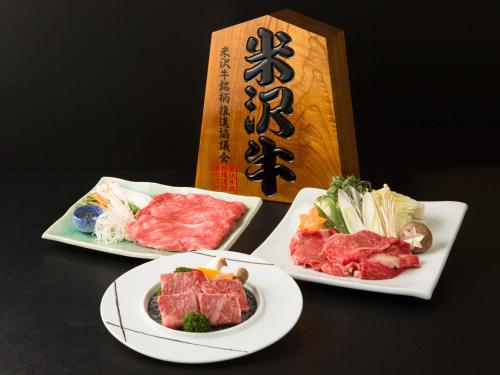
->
[1,2,500,374]
[1,0,498,171]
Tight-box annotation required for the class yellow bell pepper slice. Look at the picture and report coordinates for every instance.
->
[195,267,220,280]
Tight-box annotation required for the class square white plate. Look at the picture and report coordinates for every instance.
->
[42,177,262,259]
[252,188,467,299]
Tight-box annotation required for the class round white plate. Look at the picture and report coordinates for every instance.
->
[100,250,303,363]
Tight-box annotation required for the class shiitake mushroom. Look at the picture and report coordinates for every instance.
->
[399,222,433,253]
[234,267,249,284]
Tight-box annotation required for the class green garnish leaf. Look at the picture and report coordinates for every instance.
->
[128,201,140,215]
[326,175,371,199]
[174,267,192,273]
[156,287,162,296]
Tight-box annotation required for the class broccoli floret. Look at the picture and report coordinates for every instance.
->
[175,266,192,273]
[182,311,211,333]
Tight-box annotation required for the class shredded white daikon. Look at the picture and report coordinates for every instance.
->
[93,182,136,244]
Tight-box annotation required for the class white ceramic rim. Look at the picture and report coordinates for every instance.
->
[100,250,303,363]
[252,187,468,300]
[42,177,263,259]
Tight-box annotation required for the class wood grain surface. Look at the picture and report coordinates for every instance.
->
[196,10,359,202]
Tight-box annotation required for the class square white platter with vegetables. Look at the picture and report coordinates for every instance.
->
[252,177,467,300]
[42,177,262,259]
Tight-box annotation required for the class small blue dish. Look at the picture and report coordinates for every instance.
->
[73,204,104,233]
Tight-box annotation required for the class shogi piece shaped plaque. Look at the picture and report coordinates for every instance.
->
[196,9,359,203]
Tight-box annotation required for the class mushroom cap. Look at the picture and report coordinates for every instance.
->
[399,221,433,253]
[234,267,249,284]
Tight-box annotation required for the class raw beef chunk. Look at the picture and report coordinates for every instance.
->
[198,293,242,326]
[157,292,199,329]
[160,270,207,295]
[201,279,249,311]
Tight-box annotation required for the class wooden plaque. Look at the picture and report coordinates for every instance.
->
[195,9,359,203]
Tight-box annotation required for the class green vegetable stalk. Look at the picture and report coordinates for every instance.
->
[316,175,371,233]
[128,201,140,215]
[315,197,348,233]
[183,311,211,332]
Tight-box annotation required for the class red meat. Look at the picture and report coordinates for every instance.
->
[157,292,199,329]
[198,293,242,326]
[160,270,207,295]
[289,229,336,270]
[127,193,247,251]
[201,279,249,312]
[290,229,420,280]
[320,261,354,276]
[158,271,246,329]
[320,230,391,265]
[354,262,406,280]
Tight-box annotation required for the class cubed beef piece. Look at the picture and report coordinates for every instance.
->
[160,270,207,295]
[157,292,199,329]
[200,279,249,311]
[198,293,241,326]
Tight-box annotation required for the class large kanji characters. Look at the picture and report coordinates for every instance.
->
[244,28,296,196]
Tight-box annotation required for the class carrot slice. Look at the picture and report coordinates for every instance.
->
[88,192,110,209]
[298,206,327,230]
[311,207,321,216]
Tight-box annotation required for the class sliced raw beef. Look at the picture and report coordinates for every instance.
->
[198,293,242,326]
[353,262,406,280]
[289,229,336,270]
[320,261,354,276]
[290,229,419,280]
[321,230,392,265]
[321,230,419,280]
[127,193,247,251]
[201,279,249,312]
[160,270,207,295]
[157,292,199,329]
